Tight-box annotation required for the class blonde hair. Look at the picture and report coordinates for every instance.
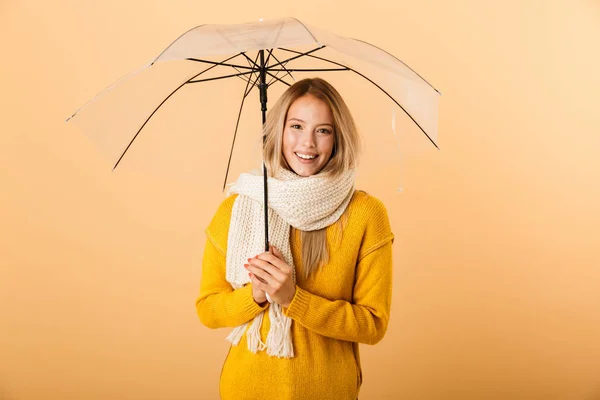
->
[263,78,361,278]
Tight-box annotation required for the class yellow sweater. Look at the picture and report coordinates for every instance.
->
[196,190,394,400]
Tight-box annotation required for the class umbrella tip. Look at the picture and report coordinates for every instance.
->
[65,112,76,122]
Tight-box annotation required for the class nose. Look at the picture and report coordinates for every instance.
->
[302,131,316,147]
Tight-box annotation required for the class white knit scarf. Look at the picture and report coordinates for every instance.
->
[224,168,355,358]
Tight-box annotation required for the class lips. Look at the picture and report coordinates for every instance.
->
[294,153,319,164]
[295,152,318,160]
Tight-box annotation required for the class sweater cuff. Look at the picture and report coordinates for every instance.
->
[283,285,310,319]
[240,284,269,315]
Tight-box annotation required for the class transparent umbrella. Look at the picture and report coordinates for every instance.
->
[66,17,441,250]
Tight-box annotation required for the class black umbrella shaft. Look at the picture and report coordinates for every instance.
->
[260,50,269,252]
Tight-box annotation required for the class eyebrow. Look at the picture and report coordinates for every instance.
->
[287,117,333,127]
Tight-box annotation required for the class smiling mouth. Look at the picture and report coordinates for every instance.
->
[295,152,318,160]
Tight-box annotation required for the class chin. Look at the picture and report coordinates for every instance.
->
[292,165,321,177]
[291,169,309,177]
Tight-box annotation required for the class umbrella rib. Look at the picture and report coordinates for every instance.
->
[265,70,292,87]
[269,50,296,81]
[186,52,252,86]
[241,52,260,70]
[266,74,277,86]
[186,58,254,70]
[265,50,293,86]
[242,52,262,98]
[241,52,263,92]
[352,38,441,94]
[188,70,254,84]
[278,48,439,149]
[348,68,439,149]
[112,52,246,171]
[267,67,349,72]
[244,70,261,98]
[263,50,276,85]
[241,50,273,71]
[222,53,262,189]
[243,51,270,86]
[224,52,257,85]
[222,60,259,192]
[265,62,286,86]
[266,49,295,81]
[264,50,274,68]
[268,46,326,68]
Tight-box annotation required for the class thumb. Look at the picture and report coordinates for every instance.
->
[270,244,282,258]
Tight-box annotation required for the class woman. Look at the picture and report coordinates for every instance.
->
[196,78,394,400]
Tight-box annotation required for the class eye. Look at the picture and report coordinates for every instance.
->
[290,124,302,129]
[317,128,332,134]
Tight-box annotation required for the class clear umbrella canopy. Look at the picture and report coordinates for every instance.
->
[67,17,440,184]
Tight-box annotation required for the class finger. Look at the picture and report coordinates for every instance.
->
[255,252,289,273]
[248,269,268,284]
[249,273,268,291]
[271,245,283,259]
[248,257,287,281]
[247,260,283,284]
[267,244,284,261]
[255,273,268,284]
[246,264,277,286]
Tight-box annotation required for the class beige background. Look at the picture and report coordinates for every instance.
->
[1,1,599,399]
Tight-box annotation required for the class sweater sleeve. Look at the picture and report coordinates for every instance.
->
[283,197,394,345]
[195,196,269,329]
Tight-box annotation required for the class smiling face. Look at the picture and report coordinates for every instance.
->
[282,94,335,177]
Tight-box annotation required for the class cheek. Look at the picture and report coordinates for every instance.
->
[320,136,335,156]
[282,130,292,153]
[281,130,295,164]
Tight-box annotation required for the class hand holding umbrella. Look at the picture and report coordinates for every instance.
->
[245,245,296,308]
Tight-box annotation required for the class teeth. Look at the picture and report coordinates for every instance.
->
[296,153,316,160]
